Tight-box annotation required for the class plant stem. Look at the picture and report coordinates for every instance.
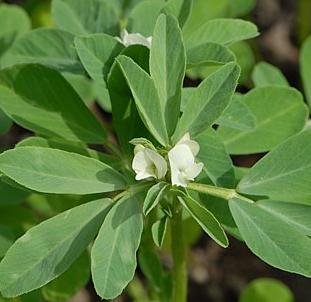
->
[187,182,237,200]
[171,200,187,302]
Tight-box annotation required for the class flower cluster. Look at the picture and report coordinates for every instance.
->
[132,133,204,187]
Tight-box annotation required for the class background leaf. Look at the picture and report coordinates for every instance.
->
[252,62,289,87]
[0,64,106,144]
[300,36,311,109]
[238,130,311,203]
[2,29,82,74]
[218,86,308,154]
[52,0,119,36]
[42,252,90,302]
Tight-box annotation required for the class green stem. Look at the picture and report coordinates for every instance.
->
[187,182,237,200]
[171,201,187,302]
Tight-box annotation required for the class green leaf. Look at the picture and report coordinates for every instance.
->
[218,87,308,154]
[108,45,151,153]
[0,4,30,60]
[187,42,235,68]
[143,182,168,216]
[239,278,294,302]
[75,33,124,82]
[184,18,259,49]
[217,94,256,131]
[16,137,119,169]
[162,0,192,28]
[237,130,311,203]
[257,200,311,236]
[0,199,112,297]
[300,36,311,108]
[196,128,235,188]
[178,195,228,247]
[91,194,143,299]
[42,252,90,302]
[52,0,119,36]
[0,147,126,195]
[0,109,12,135]
[0,64,106,144]
[228,0,256,18]
[252,62,289,87]
[0,179,29,207]
[128,0,165,36]
[173,62,240,141]
[229,197,311,277]
[116,55,169,146]
[182,0,228,35]
[150,14,186,135]
[2,29,82,74]
[152,217,168,247]
[0,226,14,258]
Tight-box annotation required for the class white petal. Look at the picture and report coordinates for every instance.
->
[177,132,200,156]
[168,144,195,170]
[122,31,152,48]
[132,150,150,173]
[135,170,154,180]
[185,162,204,180]
[134,144,145,155]
[145,149,167,179]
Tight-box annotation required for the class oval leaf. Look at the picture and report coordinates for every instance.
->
[143,182,168,216]
[0,199,112,297]
[0,147,126,194]
[91,194,143,299]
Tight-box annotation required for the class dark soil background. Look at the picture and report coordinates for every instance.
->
[1,0,311,301]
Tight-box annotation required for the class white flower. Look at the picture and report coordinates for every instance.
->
[168,133,204,187]
[132,145,167,180]
[117,29,152,48]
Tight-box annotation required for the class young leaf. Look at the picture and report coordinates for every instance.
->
[218,87,308,154]
[152,216,168,247]
[52,0,119,36]
[0,64,106,144]
[143,182,169,216]
[150,14,186,135]
[300,36,311,108]
[217,94,256,131]
[229,197,311,278]
[91,194,143,300]
[178,195,228,247]
[116,55,169,146]
[257,200,311,236]
[252,62,289,87]
[127,0,165,36]
[162,0,192,28]
[237,130,311,203]
[173,62,240,141]
[184,19,259,49]
[2,29,82,74]
[108,45,151,153]
[187,42,235,68]
[0,199,112,297]
[75,33,124,82]
[0,147,126,195]
[41,251,90,302]
[196,128,235,188]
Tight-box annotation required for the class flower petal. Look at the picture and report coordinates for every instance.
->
[185,162,204,180]
[145,149,167,179]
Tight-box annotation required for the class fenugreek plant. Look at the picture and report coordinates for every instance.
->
[0,1,311,302]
